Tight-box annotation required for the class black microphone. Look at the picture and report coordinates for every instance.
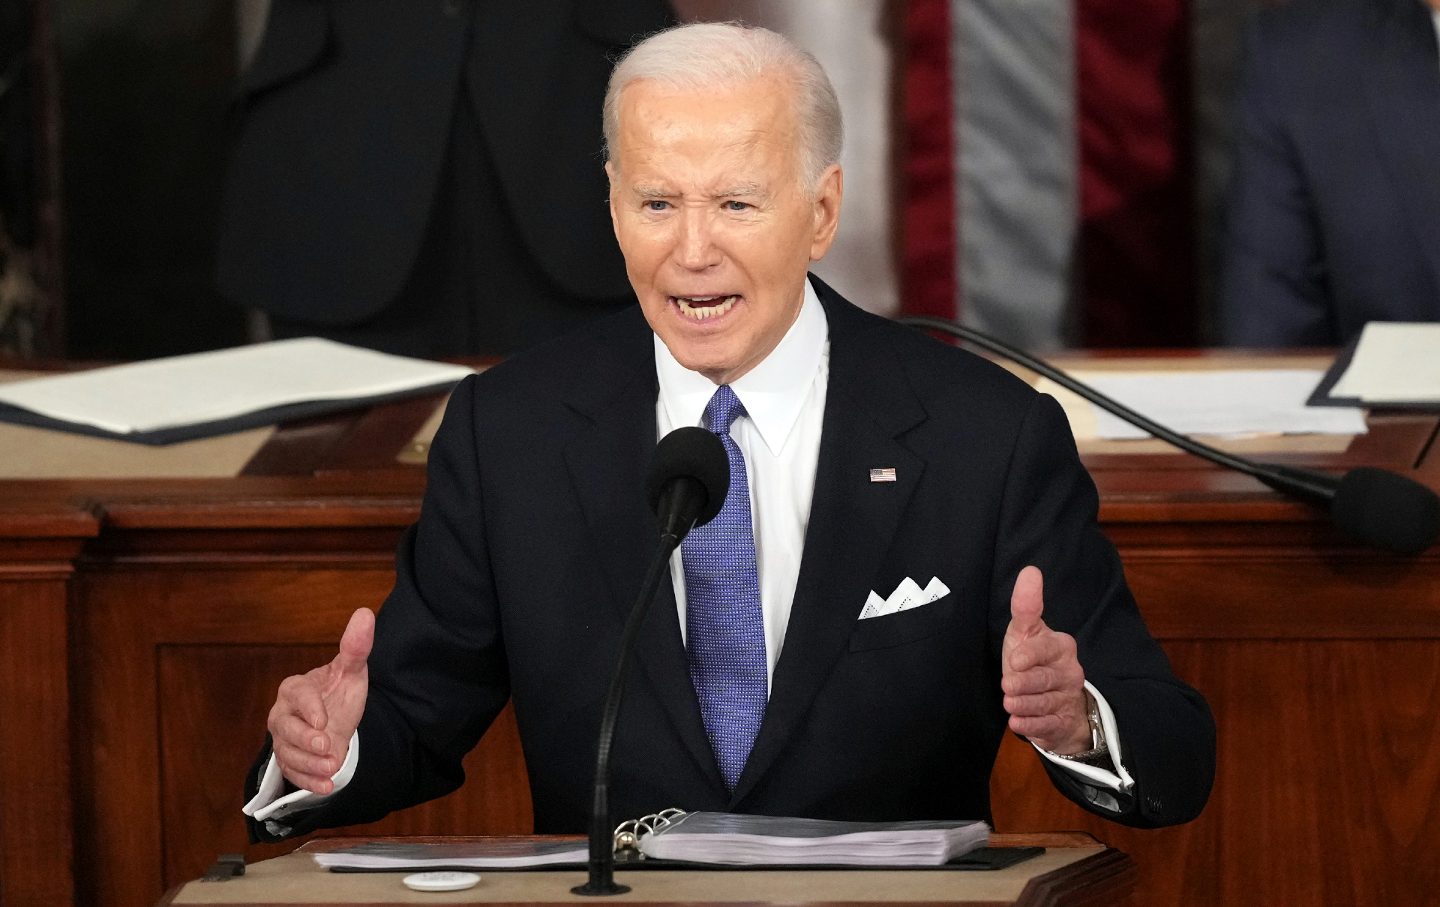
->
[898,315,1440,556]
[574,426,728,896]
[645,426,730,545]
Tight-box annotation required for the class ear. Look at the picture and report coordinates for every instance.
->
[604,160,621,240]
[808,164,844,261]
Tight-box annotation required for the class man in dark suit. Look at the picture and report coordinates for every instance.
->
[216,0,674,357]
[245,23,1215,841]
[1219,0,1440,347]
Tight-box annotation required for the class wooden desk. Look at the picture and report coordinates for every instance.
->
[3,355,1439,906]
[155,834,1132,907]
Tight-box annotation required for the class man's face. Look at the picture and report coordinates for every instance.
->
[607,77,842,386]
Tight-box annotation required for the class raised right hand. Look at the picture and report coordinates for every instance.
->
[267,607,374,794]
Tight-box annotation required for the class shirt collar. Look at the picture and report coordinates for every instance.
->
[655,278,829,457]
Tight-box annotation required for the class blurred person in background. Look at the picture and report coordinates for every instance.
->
[1219,0,1440,347]
[216,0,675,357]
[1,0,42,358]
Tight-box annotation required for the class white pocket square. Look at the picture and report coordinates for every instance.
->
[859,576,950,619]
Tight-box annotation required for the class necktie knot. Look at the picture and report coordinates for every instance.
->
[703,385,746,436]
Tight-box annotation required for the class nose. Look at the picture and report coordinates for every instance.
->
[675,208,722,271]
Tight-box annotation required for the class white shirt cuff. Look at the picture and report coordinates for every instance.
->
[242,731,360,828]
[1031,681,1135,807]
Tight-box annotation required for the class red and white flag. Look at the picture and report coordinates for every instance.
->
[901,0,1234,349]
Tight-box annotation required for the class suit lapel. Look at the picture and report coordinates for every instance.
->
[1362,0,1440,292]
[733,281,928,804]
[561,314,721,789]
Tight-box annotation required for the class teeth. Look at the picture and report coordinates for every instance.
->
[674,295,739,320]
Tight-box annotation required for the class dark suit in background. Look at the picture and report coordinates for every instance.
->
[216,0,674,357]
[1218,0,1440,347]
[246,277,1215,841]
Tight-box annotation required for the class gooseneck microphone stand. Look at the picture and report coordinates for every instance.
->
[573,427,727,895]
[571,535,681,896]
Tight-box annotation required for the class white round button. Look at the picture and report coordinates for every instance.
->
[402,870,482,892]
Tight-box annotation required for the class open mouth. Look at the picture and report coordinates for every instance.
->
[671,294,740,321]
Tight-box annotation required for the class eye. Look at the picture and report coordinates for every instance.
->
[723,200,751,212]
[644,199,671,212]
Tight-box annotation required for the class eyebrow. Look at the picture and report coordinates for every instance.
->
[715,183,764,199]
[630,183,767,200]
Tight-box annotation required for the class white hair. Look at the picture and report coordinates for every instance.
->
[603,22,843,195]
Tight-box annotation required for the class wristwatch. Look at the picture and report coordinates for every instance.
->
[1052,692,1111,767]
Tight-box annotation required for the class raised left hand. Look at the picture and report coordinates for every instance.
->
[1001,566,1092,754]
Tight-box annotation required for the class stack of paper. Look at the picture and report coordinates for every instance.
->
[1038,369,1367,441]
[636,811,990,866]
[1086,369,1367,439]
[313,839,587,871]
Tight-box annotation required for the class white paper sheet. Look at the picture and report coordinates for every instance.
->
[1329,323,1440,402]
[1052,369,1366,440]
[0,338,474,435]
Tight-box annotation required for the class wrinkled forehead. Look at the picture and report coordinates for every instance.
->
[610,78,802,176]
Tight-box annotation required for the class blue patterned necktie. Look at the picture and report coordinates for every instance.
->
[683,384,767,791]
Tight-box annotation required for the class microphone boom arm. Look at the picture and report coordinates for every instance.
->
[897,315,1273,484]
[897,315,1440,553]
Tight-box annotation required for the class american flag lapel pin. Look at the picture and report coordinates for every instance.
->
[869,467,897,483]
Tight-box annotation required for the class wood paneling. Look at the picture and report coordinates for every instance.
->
[1123,550,1440,639]
[70,559,532,907]
[0,504,89,907]
[0,575,78,905]
[157,646,530,888]
[991,641,1440,907]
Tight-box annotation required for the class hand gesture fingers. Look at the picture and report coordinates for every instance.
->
[1005,565,1046,646]
[269,714,346,792]
[1000,567,1091,754]
[1003,632,1080,691]
[266,608,374,793]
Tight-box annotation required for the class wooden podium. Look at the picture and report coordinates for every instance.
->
[156,834,1134,907]
[3,351,1439,906]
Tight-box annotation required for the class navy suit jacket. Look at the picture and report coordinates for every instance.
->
[1219,0,1440,346]
[246,277,1214,841]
